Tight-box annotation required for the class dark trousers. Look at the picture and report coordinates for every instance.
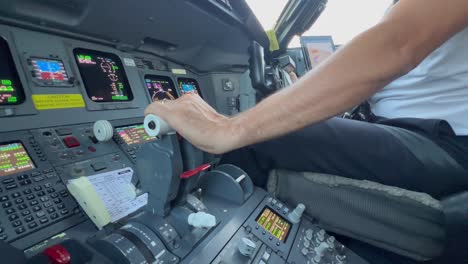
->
[222,117,468,199]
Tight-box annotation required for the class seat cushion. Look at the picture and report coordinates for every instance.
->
[268,170,445,261]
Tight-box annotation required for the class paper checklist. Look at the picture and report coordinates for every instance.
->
[67,167,147,229]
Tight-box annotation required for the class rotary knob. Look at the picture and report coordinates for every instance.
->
[311,254,322,264]
[288,203,306,224]
[326,236,336,249]
[335,254,347,264]
[305,229,313,240]
[315,229,325,244]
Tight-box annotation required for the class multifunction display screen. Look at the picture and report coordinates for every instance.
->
[144,75,178,103]
[31,58,69,83]
[0,142,35,177]
[177,78,202,97]
[256,207,291,242]
[0,37,25,105]
[74,48,133,102]
[116,124,157,145]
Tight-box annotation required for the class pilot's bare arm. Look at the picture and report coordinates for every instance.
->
[231,0,468,148]
[145,0,468,154]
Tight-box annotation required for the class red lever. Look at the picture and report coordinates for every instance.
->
[180,164,211,179]
[43,244,71,264]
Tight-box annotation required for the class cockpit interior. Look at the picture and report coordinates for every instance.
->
[0,0,466,263]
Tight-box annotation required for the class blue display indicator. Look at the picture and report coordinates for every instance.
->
[182,84,195,93]
[31,58,69,82]
[36,60,62,73]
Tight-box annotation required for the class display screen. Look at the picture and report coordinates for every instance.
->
[0,37,25,105]
[0,142,35,177]
[31,57,69,83]
[144,75,178,102]
[256,207,291,242]
[74,48,133,102]
[178,78,202,97]
[300,36,335,70]
[116,124,157,145]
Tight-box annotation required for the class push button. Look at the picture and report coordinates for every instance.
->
[63,136,80,148]
[55,128,72,136]
[2,178,14,184]
[15,227,25,234]
[91,162,107,172]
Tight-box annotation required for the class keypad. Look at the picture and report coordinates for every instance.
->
[0,169,82,243]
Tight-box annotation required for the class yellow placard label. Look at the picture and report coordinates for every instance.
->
[266,30,280,52]
[32,94,85,110]
[171,68,187,75]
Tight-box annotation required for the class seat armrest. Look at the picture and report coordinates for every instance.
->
[432,192,468,263]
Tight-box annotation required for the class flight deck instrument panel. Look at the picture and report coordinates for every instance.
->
[145,75,178,102]
[256,206,291,242]
[178,78,203,97]
[115,124,157,146]
[0,23,368,264]
[0,37,25,105]
[74,48,133,102]
[28,57,71,87]
[0,142,35,177]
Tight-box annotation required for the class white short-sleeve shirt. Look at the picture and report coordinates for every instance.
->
[370,27,468,135]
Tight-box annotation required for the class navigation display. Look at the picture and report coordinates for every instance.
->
[256,207,291,242]
[116,124,157,145]
[178,78,202,97]
[144,75,178,103]
[0,37,25,105]
[74,48,133,102]
[300,36,336,70]
[31,57,69,84]
[0,142,35,177]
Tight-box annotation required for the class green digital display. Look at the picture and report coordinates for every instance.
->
[0,37,25,105]
[74,48,133,102]
[116,124,157,145]
[256,207,291,242]
[0,142,35,177]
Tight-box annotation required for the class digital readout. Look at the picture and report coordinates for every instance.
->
[256,207,291,242]
[116,124,157,145]
[0,142,35,177]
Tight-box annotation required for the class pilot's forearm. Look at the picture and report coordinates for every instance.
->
[230,20,439,149]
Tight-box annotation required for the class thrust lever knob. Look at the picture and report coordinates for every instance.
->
[144,114,173,137]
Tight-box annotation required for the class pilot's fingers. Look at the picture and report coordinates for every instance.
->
[179,93,222,120]
[144,100,173,117]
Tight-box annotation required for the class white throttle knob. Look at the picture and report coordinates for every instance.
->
[238,237,256,257]
[93,120,114,142]
[288,203,305,224]
[144,114,173,137]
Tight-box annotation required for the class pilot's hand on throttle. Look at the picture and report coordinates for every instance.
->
[144,93,239,154]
